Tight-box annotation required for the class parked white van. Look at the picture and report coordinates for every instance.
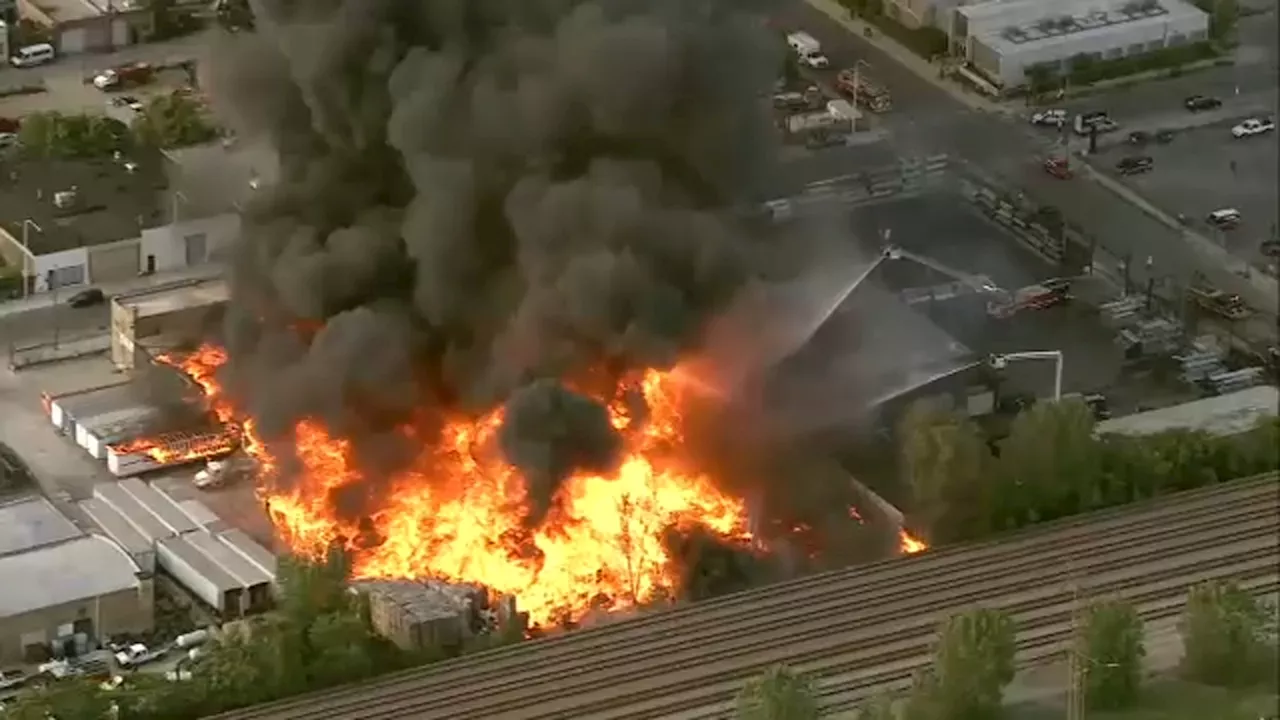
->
[10,43,56,68]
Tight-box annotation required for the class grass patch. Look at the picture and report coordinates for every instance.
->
[1092,679,1278,720]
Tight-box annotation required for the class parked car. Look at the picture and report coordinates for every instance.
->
[1206,208,1241,229]
[114,643,166,669]
[1127,130,1150,145]
[1184,94,1222,111]
[1030,109,1067,127]
[110,94,145,112]
[1154,128,1175,143]
[1232,117,1275,138]
[1116,155,1154,175]
[0,669,27,692]
[68,287,106,308]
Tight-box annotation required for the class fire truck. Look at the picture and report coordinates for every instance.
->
[988,278,1073,318]
[835,69,891,113]
[92,62,155,91]
[1187,285,1252,320]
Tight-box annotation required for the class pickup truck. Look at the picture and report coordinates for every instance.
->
[114,642,166,669]
[0,669,26,691]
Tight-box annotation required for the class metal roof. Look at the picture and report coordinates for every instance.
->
[55,383,143,422]
[118,478,200,535]
[0,496,83,556]
[156,534,242,592]
[1097,385,1279,437]
[217,529,278,579]
[79,497,154,558]
[114,277,230,319]
[0,535,141,617]
[91,482,176,543]
[183,531,273,587]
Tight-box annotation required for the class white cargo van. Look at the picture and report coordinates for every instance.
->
[786,32,829,69]
[10,43,55,68]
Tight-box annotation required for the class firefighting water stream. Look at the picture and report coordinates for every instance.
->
[172,0,926,628]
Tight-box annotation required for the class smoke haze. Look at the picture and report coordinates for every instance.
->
[207,0,787,524]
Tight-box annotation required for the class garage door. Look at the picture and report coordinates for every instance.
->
[47,264,87,289]
[88,243,139,285]
[111,18,130,48]
[59,27,87,55]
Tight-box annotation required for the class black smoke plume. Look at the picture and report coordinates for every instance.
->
[207,0,784,520]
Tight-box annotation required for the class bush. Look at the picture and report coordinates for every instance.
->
[1066,42,1217,86]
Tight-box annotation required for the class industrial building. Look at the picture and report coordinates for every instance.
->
[110,276,228,371]
[15,0,149,54]
[0,152,239,297]
[1096,385,1279,437]
[79,478,276,617]
[950,0,1209,89]
[0,495,152,664]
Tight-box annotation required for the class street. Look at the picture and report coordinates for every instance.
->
[780,1,1278,340]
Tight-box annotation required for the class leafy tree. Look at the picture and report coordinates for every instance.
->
[898,402,993,544]
[1078,599,1145,709]
[132,92,220,149]
[1180,580,1274,686]
[995,399,1102,524]
[17,111,132,159]
[1023,63,1058,96]
[4,678,113,720]
[912,608,1016,720]
[736,665,821,720]
[1207,0,1240,40]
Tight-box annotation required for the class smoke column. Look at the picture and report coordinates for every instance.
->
[205,0,784,521]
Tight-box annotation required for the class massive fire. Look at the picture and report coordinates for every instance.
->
[157,343,924,626]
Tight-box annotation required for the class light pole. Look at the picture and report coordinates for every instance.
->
[988,350,1064,401]
[850,59,871,116]
[21,219,44,299]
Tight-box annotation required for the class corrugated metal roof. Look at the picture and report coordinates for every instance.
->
[118,478,199,535]
[57,383,143,422]
[157,534,241,592]
[0,535,141,617]
[178,499,220,528]
[217,529,278,579]
[92,482,175,543]
[1097,385,1279,437]
[0,495,83,556]
[79,497,153,557]
[183,531,272,586]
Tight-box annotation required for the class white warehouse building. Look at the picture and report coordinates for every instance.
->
[951,0,1209,89]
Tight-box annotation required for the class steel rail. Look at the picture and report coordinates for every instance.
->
[211,474,1278,720]
[321,535,1279,719]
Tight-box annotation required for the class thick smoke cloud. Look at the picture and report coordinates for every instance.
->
[208,0,783,518]
[499,380,622,525]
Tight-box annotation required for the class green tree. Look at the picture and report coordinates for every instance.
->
[17,111,132,159]
[899,402,993,544]
[132,92,219,149]
[5,678,113,720]
[1208,0,1240,40]
[1078,599,1145,709]
[736,665,821,720]
[1023,63,1058,97]
[995,399,1102,524]
[1180,580,1274,686]
[913,608,1016,720]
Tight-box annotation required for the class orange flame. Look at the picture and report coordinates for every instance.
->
[110,429,239,464]
[899,529,928,554]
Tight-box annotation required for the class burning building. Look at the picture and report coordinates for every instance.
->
[145,0,933,630]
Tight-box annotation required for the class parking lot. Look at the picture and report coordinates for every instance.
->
[0,65,195,121]
[1091,118,1279,271]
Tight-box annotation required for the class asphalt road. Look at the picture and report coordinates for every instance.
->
[1092,118,1279,268]
[208,476,1280,720]
[776,3,1278,340]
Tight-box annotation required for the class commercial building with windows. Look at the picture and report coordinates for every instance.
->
[950,0,1209,89]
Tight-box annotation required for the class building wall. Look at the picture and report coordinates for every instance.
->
[15,2,147,54]
[976,13,1208,86]
[31,247,90,293]
[88,239,140,286]
[110,300,138,370]
[139,214,239,275]
[0,580,154,665]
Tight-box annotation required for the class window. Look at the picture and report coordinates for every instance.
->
[47,264,86,290]
[183,232,208,266]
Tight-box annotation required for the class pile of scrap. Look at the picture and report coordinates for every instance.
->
[353,579,524,653]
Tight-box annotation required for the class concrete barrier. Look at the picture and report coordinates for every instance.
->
[9,333,111,370]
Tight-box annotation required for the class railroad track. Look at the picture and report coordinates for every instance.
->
[214,474,1279,720]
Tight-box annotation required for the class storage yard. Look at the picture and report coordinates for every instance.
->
[210,473,1279,720]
